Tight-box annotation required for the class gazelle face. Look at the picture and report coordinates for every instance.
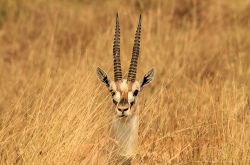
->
[110,80,138,117]
[96,14,154,118]
[97,68,154,117]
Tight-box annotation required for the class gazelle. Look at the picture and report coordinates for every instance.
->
[96,14,154,159]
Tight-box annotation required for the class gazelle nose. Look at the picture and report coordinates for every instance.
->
[118,108,128,112]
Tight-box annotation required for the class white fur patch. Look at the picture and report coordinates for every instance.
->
[128,91,134,103]
[132,81,140,91]
[110,81,117,91]
[113,91,121,102]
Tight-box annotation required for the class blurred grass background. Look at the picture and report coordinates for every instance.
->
[0,0,250,164]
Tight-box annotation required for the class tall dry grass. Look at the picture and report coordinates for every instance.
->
[0,0,250,164]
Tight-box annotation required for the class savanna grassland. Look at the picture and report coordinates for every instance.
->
[0,0,250,164]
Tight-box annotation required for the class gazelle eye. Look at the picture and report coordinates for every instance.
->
[133,90,139,96]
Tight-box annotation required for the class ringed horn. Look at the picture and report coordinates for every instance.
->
[113,14,122,82]
[127,15,142,82]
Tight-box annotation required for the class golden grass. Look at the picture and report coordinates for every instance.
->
[0,0,250,164]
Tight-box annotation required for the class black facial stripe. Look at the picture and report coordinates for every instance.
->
[133,90,139,96]
[113,99,118,104]
[130,101,135,107]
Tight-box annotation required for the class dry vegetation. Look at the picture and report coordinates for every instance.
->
[0,0,250,164]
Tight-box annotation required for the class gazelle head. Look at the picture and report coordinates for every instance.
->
[96,14,154,118]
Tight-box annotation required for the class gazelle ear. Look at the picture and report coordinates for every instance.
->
[140,68,155,88]
[96,67,111,87]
